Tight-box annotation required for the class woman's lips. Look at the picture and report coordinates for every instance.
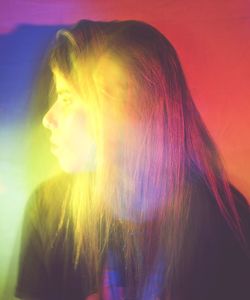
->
[50,138,61,155]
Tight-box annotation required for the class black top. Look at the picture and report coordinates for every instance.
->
[15,175,98,300]
[15,174,250,300]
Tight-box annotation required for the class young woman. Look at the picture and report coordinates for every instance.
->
[16,20,250,300]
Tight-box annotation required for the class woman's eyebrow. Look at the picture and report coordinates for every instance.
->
[57,89,71,95]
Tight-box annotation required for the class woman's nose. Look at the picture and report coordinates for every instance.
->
[42,107,58,130]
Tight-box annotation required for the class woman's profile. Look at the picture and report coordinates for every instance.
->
[15,20,249,300]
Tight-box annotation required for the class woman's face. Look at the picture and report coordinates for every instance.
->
[42,55,134,173]
[42,71,97,173]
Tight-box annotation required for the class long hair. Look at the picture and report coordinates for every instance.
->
[44,20,247,299]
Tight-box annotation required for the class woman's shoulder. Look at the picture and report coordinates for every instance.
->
[188,170,250,250]
[184,172,250,299]
[189,168,249,217]
[22,172,72,236]
[27,172,71,209]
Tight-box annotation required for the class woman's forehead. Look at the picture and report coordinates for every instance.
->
[53,72,69,92]
[52,69,80,95]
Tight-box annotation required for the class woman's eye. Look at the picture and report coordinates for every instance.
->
[62,97,72,104]
[58,94,73,105]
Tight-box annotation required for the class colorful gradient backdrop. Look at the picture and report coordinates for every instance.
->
[0,1,250,299]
